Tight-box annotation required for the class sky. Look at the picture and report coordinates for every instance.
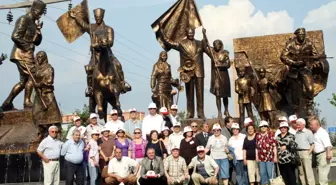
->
[0,0,335,126]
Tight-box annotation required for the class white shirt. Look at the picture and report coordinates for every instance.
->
[228,133,246,160]
[313,127,332,153]
[88,139,99,167]
[108,157,138,178]
[37,135,63,159]
[66,126,86,140]
[105,120,124,134]
[86,124,103,140]
[167,132,184,154]
[142,114,164,139]
[169,114,179,125]
[274,127,296,139]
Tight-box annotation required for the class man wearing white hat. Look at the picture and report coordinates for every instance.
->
[67,116,86,140]
[164,146,190,185]
[241,117,253,135]
[142,102,164,140]
[124,108,142,139]
[168,122,184,154]
[170,104,179,125]
[88,129,100,185]
[105,109,125,135]
[188,146,219,185]
[86,113,103,140]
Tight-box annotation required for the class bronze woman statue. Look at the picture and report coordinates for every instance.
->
[203,39,231,118]
[151,51,181,110]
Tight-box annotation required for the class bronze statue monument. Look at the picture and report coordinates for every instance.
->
[202,30,231,119]
[1,0,45,111]
[151,51,182,110]
[57,2,131,120]
[235,66,254,127]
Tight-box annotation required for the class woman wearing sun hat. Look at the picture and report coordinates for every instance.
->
[180,126,198,165]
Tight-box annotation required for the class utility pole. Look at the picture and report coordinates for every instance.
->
[0,0,69,10]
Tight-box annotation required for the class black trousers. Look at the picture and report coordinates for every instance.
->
[279,163,296,185]
[65,160,85,185]
[139,176,167,185]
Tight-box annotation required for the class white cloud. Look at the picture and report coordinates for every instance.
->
[168,0,294,117]
[302,1,336,125]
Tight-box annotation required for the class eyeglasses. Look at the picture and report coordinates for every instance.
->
[51,131,58,133]
[117,132,125,134]
[260,126,268,128]
[214,129,221,132]
[134,132,141,134]
[111,114,118,116]
[191,125,198,128]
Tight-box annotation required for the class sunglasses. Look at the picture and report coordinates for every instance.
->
[260,126,268,128]
[214,129,221,132]
[93,134,99,136]
[51,131,58,133]
[191,125,198,128]
[111,114,118,116]
[134,132,141,134]
[117,131,125,134]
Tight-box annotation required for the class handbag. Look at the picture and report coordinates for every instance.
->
[270,163,285,185]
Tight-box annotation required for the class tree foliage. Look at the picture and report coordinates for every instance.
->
[313,102,327,128]
[329,93,336,107]
[177,111,186,122]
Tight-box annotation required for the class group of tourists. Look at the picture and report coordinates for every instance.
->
[36,102,333,185]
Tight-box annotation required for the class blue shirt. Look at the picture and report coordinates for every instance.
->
[124,119,142,138]
[61,138,84,164]
[37,136,63,159]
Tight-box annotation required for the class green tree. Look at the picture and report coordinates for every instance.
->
[177,110,186,122]
[313,102,327,128]
[329,93,336,107]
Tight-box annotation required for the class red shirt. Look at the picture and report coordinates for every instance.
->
[256,131,277,162]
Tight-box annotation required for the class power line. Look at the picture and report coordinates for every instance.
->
[115,39,155,64]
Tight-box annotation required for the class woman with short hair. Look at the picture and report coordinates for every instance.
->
[129,128,148,162]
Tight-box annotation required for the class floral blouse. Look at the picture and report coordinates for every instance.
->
[256,131,277,162]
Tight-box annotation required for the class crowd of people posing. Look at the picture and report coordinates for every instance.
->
[36,102,333,185]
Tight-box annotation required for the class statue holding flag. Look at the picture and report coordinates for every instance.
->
[152,0,207,119]
[57,1,131,120]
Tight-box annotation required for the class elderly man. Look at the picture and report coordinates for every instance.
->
[139,148,166,185]
[67,116,86,140]
[295,118,315,185]
[190,122,200,137]
[168,122,184,154]
[309,117,333,185]
[170,104,179,124]
[37,125,63,185]
[124,108,142,139]
[165,146,190,185]
[142,102,164,139]
[195,122,212,148]
[105,109,125,135]
[104,148,139,185]
[188,146,219,185]
[61,129,85,185]
[86,113,103,140]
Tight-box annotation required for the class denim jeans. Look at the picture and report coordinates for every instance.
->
[88,165,98,185]
[234,160,249,185]
[258,161,275,185]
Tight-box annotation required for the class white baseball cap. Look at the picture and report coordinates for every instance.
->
[101,126,110,133]
[171,145,179,151]
[173,122,181,127]
[90,113,98,119]
[244,117,253,125]
[129,108,137,112]
[91,129,100,135]
[289,115,298,123]
[110,109,118,115]
[279,121,289,128]
[171,104,178,110]
[162,126,170,131]
[231,123,240,129]
[212,123,221,130]
[183,126,192,134]
[196,146,205,152]
[278,116,288,122]
[259,120,269,127]
[148,102,157,109]
[73,116,80,122]
[160,107,169,115]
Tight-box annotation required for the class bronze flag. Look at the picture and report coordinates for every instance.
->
[56,0,89,43]
[151,0,202,51]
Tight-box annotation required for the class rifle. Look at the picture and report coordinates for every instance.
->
[290,54,333,68]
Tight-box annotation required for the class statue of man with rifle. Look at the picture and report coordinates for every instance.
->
[1,0,45,111]
[280,27,332,116]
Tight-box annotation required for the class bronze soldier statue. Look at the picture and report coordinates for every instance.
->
[160,26,206,119]
[32,51,62,126]
[69,8,128,116]
[203,34,231,119]
[151,51,182,110]
[257,67,277,128]
[1,0,45,111]
[280,28,321,116]
[235,66,254,127]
